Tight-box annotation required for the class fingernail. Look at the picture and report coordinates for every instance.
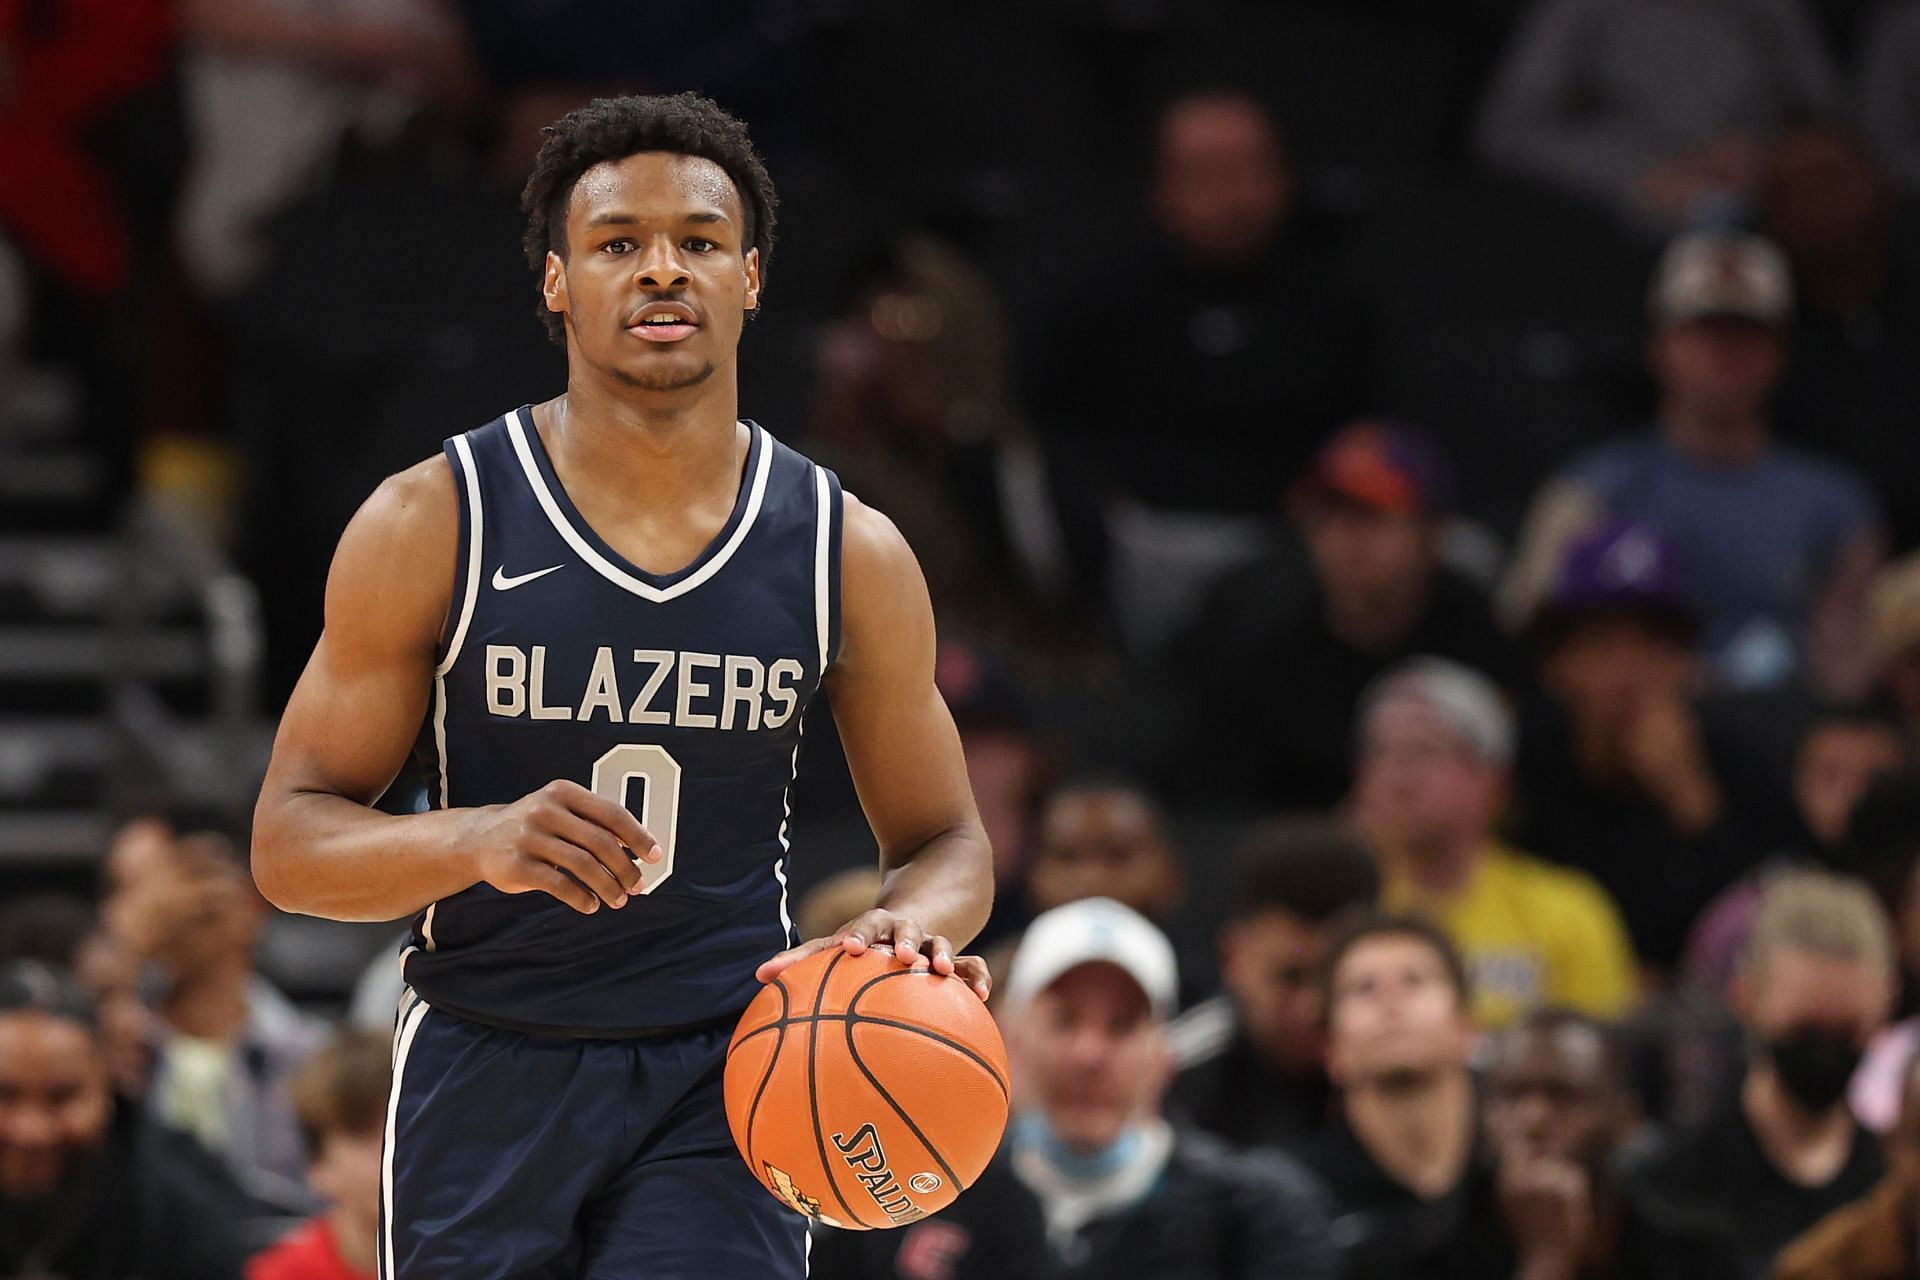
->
[614,895,628,909]
[648,845,664,862]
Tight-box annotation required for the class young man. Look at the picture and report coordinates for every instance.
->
[1619,870,1894,1280]
[1289,912,1515,1279]
[250,94,994,1280]
[1169,818,1380,1147]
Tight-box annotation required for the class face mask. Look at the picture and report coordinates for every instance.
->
[1766,1026,1863,1113]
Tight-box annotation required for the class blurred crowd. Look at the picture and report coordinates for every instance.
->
[16,0,1920,1277]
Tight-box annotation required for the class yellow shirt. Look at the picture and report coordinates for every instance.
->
[1384,843,1637,1028]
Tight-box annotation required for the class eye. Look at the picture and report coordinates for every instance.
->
[685,239,717,253]
[604,240,633,254]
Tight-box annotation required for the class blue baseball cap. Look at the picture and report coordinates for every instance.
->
[1536,519,1698,641]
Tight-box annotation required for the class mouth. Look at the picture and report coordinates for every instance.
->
[626,302,699,345]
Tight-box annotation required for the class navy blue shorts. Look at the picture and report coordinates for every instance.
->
[379,991,808,1280]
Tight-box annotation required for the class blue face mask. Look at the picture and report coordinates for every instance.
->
[1009,1110,1144,1181]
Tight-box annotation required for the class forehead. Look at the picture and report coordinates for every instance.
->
[565,152,743,230]
[1035,961,1151,1016]
[1337,934,1446,988]
[1043,791,1156,841]
[1490,1025,1609,1086]
[0,1012,99,1073]
[1757,946,1888,1012]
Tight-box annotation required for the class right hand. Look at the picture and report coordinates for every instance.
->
[1498,1150,1593,1274]
[463,780,662,914]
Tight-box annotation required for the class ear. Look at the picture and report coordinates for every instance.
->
[543,250,568,316]
[744,246,762,312]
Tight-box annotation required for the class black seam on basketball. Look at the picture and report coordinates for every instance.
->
[847,1015,1009,1098]
[846,965,938,1005]
[809,951,876,1229]
[743,976,791,1175]
[843,1012,964,1194]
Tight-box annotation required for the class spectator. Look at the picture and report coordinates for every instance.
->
[1025,781,1183,925]
[247,1031,391,1280]
[1503,230,1885,697]
[1483,1009,1646,1279]
[102,822,328,1211]
[1166,419,1521,809]
[1169,818,1381,1149]
[806,231,1102,642]
[811,898,1339,1279]
[1861,1,1920,193]
[175,0,476,300]
[1684,707,1907,993]
[1288,912,1514,1278]
[1516,519,1759,968]
[1354,658,1638,1027]
[1474,0,1835,231]
[1775,1039,1920,1279]
[0,961,253,1279]
[1763,123,1920,552]
[1618,871,1894,1280]
[1028,86,1373,654]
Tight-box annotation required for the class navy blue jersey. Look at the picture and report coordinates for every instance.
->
[399,406,843,1035]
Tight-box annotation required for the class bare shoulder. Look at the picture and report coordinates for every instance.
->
[325,454,460,649]
[835,493,933,674]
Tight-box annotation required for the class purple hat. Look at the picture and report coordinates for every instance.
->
[1536,519,1698,639]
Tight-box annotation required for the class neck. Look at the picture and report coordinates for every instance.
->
[1659,401,1769,466]
[160,956,251,1043]
[1386,832,1483,896]
[1323,581,1431,656]
[1346,1067,1475,1199]
[1742,1067,1857,1187]
[549,371,742,509]
[328,1208,379,1277]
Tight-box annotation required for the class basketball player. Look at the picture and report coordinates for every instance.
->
[250,93,994,1280]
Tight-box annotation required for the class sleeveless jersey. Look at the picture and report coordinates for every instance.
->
[399,405,842,1035]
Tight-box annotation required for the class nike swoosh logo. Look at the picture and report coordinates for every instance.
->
[492,564,563,591]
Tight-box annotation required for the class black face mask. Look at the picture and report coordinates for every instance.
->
[1765,1026,1863,1112]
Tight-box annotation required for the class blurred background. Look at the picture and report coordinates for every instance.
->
[15,0,1920,1276]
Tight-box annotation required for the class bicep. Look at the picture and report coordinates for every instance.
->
[260,461,456,807]
[824,498,980,865]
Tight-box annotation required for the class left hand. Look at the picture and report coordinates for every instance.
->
[756,909,992,1000]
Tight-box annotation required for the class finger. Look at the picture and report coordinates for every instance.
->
[953,955,992,1000]
[553,781,663,864]
[891,920,928,968]
[526,834,629,908]
[512,859,601,915]
[547,809,645,896]
[925,935,955,975]
[837,912,889,953]
[756,936,837,983]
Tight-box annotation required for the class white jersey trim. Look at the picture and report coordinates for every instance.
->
[381,994,432,1280]
[812,466,831,673]
[504,408,772,603]
[437,435,484,677]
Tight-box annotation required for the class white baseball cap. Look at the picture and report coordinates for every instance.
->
[1004,897,1179,1019]
[1650,231,1793,328]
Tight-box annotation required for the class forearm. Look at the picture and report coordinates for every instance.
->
[252,789,482,922]
[874,825,993,950]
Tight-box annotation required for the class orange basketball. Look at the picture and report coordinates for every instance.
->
[724,945,1009,1230]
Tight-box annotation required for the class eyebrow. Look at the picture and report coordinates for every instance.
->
[583,209,733,230]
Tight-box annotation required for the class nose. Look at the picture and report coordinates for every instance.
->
[633,236,691,289]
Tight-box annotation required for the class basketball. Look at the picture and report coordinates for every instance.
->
[723,945,1009,1230]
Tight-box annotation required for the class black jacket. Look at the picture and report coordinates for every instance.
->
[0,1105,255,1280]
[808,1128,1339,1280]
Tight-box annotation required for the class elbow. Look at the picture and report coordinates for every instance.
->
[248,803,305,914]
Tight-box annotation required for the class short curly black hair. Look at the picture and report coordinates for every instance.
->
[520,92,779,345]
